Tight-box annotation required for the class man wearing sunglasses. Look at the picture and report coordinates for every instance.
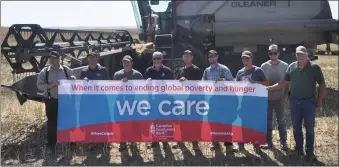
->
[260,44,289,151]
[202,50,234,151]
[144,51,174,149]
[236,50,269,154]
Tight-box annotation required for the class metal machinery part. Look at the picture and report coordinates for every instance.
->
[1,24,136,104]
[132,0,338,76]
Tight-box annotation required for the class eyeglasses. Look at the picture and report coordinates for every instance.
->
[208,55,217,59]
[153,57,162,60]
[241,56,251,60]
[269,52,278,55]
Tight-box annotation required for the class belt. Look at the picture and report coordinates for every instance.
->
[292,95,314,100]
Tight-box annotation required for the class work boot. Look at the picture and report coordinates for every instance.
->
[305,152,317,162]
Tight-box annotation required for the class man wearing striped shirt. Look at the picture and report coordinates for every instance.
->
[202,50,235,151]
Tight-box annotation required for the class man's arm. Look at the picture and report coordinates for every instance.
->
[315,65,326,104]
[202,69,207,80]
[255,68,269,86]
[103,68,110,80]
[112,73,118,80]
[36,68,48,92]
[80,70,85,79]
[137,72,144,80]
[224,68,234,81]
[144,68,150,79]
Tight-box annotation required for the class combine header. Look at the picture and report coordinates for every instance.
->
[1,24,137,104]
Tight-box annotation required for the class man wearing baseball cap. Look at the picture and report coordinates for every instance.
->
[36,51,76,154]
[202,50,235,151]
[113,55,143,152]
[80,52,110,80]
[267,45,326,161]
[260,44,289,151]
[236,50,269,154]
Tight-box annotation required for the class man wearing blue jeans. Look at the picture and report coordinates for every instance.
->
[260,44,289,150]
[267,46,326,161]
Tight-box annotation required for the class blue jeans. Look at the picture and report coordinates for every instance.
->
[267,100,287,145]
[289,95,316,154]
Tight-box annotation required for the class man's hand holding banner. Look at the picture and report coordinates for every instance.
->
[57,80,268,144]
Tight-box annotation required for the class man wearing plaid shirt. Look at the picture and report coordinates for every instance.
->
[202,50,234,81]
[202,50,235,151]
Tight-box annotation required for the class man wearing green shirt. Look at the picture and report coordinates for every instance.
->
[267,46,326,162]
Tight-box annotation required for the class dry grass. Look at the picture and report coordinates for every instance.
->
[1,55,338,166]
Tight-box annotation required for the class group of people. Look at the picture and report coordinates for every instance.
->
[36,44,326,162]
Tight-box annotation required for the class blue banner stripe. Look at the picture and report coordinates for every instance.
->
[58,94,267,133]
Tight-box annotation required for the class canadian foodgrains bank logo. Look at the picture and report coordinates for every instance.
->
[150,123,175,139]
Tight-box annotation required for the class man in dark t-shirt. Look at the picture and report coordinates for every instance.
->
[174,50,201,150]
[236,51,269,154]
[144,51,173,149]
[176,50,201,80]
[80,52,110,80]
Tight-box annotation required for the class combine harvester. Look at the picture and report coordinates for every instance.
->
[1,0,338,105]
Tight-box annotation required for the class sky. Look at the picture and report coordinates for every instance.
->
[1,1,338,28]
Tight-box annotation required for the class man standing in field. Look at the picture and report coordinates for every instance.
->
[79,52,110,151]
[267,46,326,161]
[236,50,269,154]
[36,51,76,154]
[175,50,201,150]
[113,55,144,152]
[202,50,234,151]
[260,44,289,151]
[144,51,174,149]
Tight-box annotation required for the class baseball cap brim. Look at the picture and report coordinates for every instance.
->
[122,57,132,62]
[296,51,306,54]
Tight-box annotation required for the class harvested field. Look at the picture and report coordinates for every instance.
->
[1,55,338,166]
